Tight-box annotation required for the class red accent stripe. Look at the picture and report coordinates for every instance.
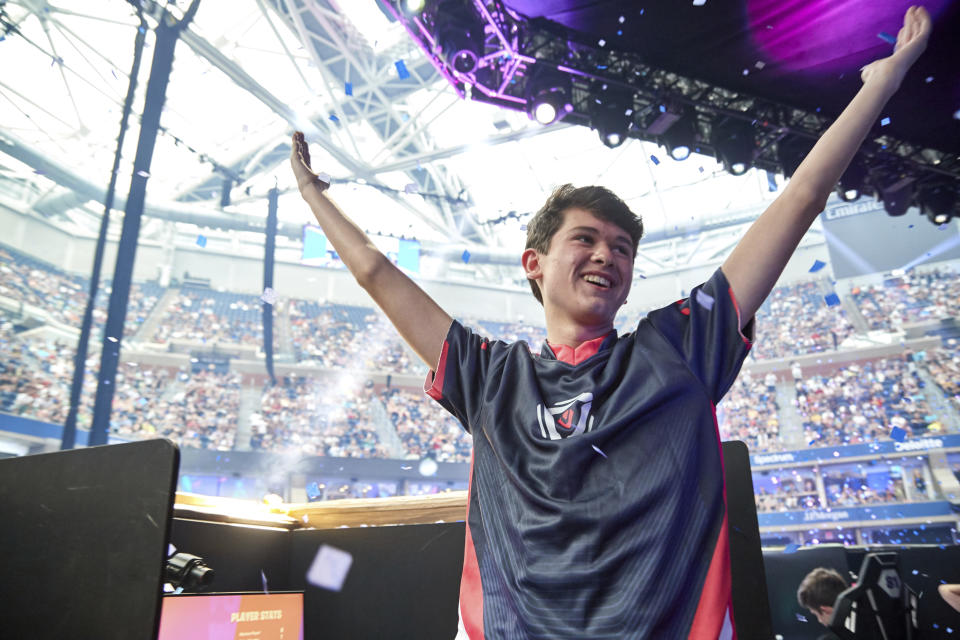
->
[424,340,450,401]
[727,286,753,348]
[687,405,737,639]
[460,450,484,639]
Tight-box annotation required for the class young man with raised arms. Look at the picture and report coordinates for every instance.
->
[290,8,930,637]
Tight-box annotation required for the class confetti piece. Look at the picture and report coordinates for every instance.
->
[877,31,896,44]
[809,259,826,273]
[742,69,749,76]
[824,293,840,307]
[403,183,418,194]
[317,171,332,184]
[925,76,934,83]
[618,15,625,23]
[796,613,808,622]
[261,569,269,594]
[395,59,410,79]
[168,543,176,557]
[784,543,800,554]
[307,544,353,591]
[329,113,340,124]
[260,287,278,305]
[695,289,715,310]
[400,465,412,470]
[650,154,660,165]
[107,336,118,343]
[136,170,150,178]
[461,249,471,264]
[196,234,207,247]
[891,426,907,442]
[344,82,352,96]
[419,458,438,476]
[692,0,706,5]
[598,39,606,47]
[591,444,608,459]
[880,117,891,127]
[755,61,765,70]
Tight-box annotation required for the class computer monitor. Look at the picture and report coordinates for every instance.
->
[0,439,179,639]
[158,592,304,640]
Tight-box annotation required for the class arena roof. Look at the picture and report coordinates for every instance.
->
[9,0,930,284]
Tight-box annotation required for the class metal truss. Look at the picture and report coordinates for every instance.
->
[388,0,960,217]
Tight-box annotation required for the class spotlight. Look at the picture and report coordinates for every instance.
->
[918,182,957,226]
[435,2,484,75]
[589,84,633,149]
[526,70,571,126]
[837,156,868,202]
[776,135,815,179]
[879,175,915,217]
[660,109,697,161]
[711,117,755,176]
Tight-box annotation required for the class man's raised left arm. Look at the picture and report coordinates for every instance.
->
[722,6,932,329]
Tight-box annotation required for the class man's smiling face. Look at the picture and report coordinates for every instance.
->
[523,207,634,338]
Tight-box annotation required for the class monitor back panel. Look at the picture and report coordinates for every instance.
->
[0,439,179,640]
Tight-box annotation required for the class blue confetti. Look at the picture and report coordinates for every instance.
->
[809,259,826,273]
[344,82,353,96]
[824,292,840,307]
[766,171,778,192]
[395,59,410,79]
[784,543,800,554]
[877,31,896,45]
[891,426,907,442]
[880,117,891,127]
[261,569,269,594]
[329,113,340,124]
[650,154,660,165]
[461,249,471,263]
[196,234,207,247]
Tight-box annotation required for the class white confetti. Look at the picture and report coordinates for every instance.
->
[306,544,353,591]
[591,444,608,459]
[695,289,715,310]
[692,0,706,6]
[260,287,278,305]
[403,183,418,194]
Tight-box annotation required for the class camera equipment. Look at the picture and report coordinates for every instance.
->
[164,552,215,591]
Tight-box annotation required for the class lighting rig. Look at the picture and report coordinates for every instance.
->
[386,0,959,225]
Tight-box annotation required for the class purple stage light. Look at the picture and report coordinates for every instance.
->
[747,0,950,75]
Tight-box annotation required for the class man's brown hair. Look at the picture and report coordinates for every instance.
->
[797,567,848,611]
[524,184,643,304]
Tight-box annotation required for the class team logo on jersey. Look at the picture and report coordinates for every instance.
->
[536,392,595,440]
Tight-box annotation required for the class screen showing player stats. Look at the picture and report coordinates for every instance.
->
[158,592,304,640]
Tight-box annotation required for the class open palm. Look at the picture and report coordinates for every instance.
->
[861,6,932,86]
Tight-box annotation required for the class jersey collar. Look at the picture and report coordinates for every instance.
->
[543,331,617,365]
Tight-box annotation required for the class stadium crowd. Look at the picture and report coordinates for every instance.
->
[851,267,960,331]
[2,245,960,474]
